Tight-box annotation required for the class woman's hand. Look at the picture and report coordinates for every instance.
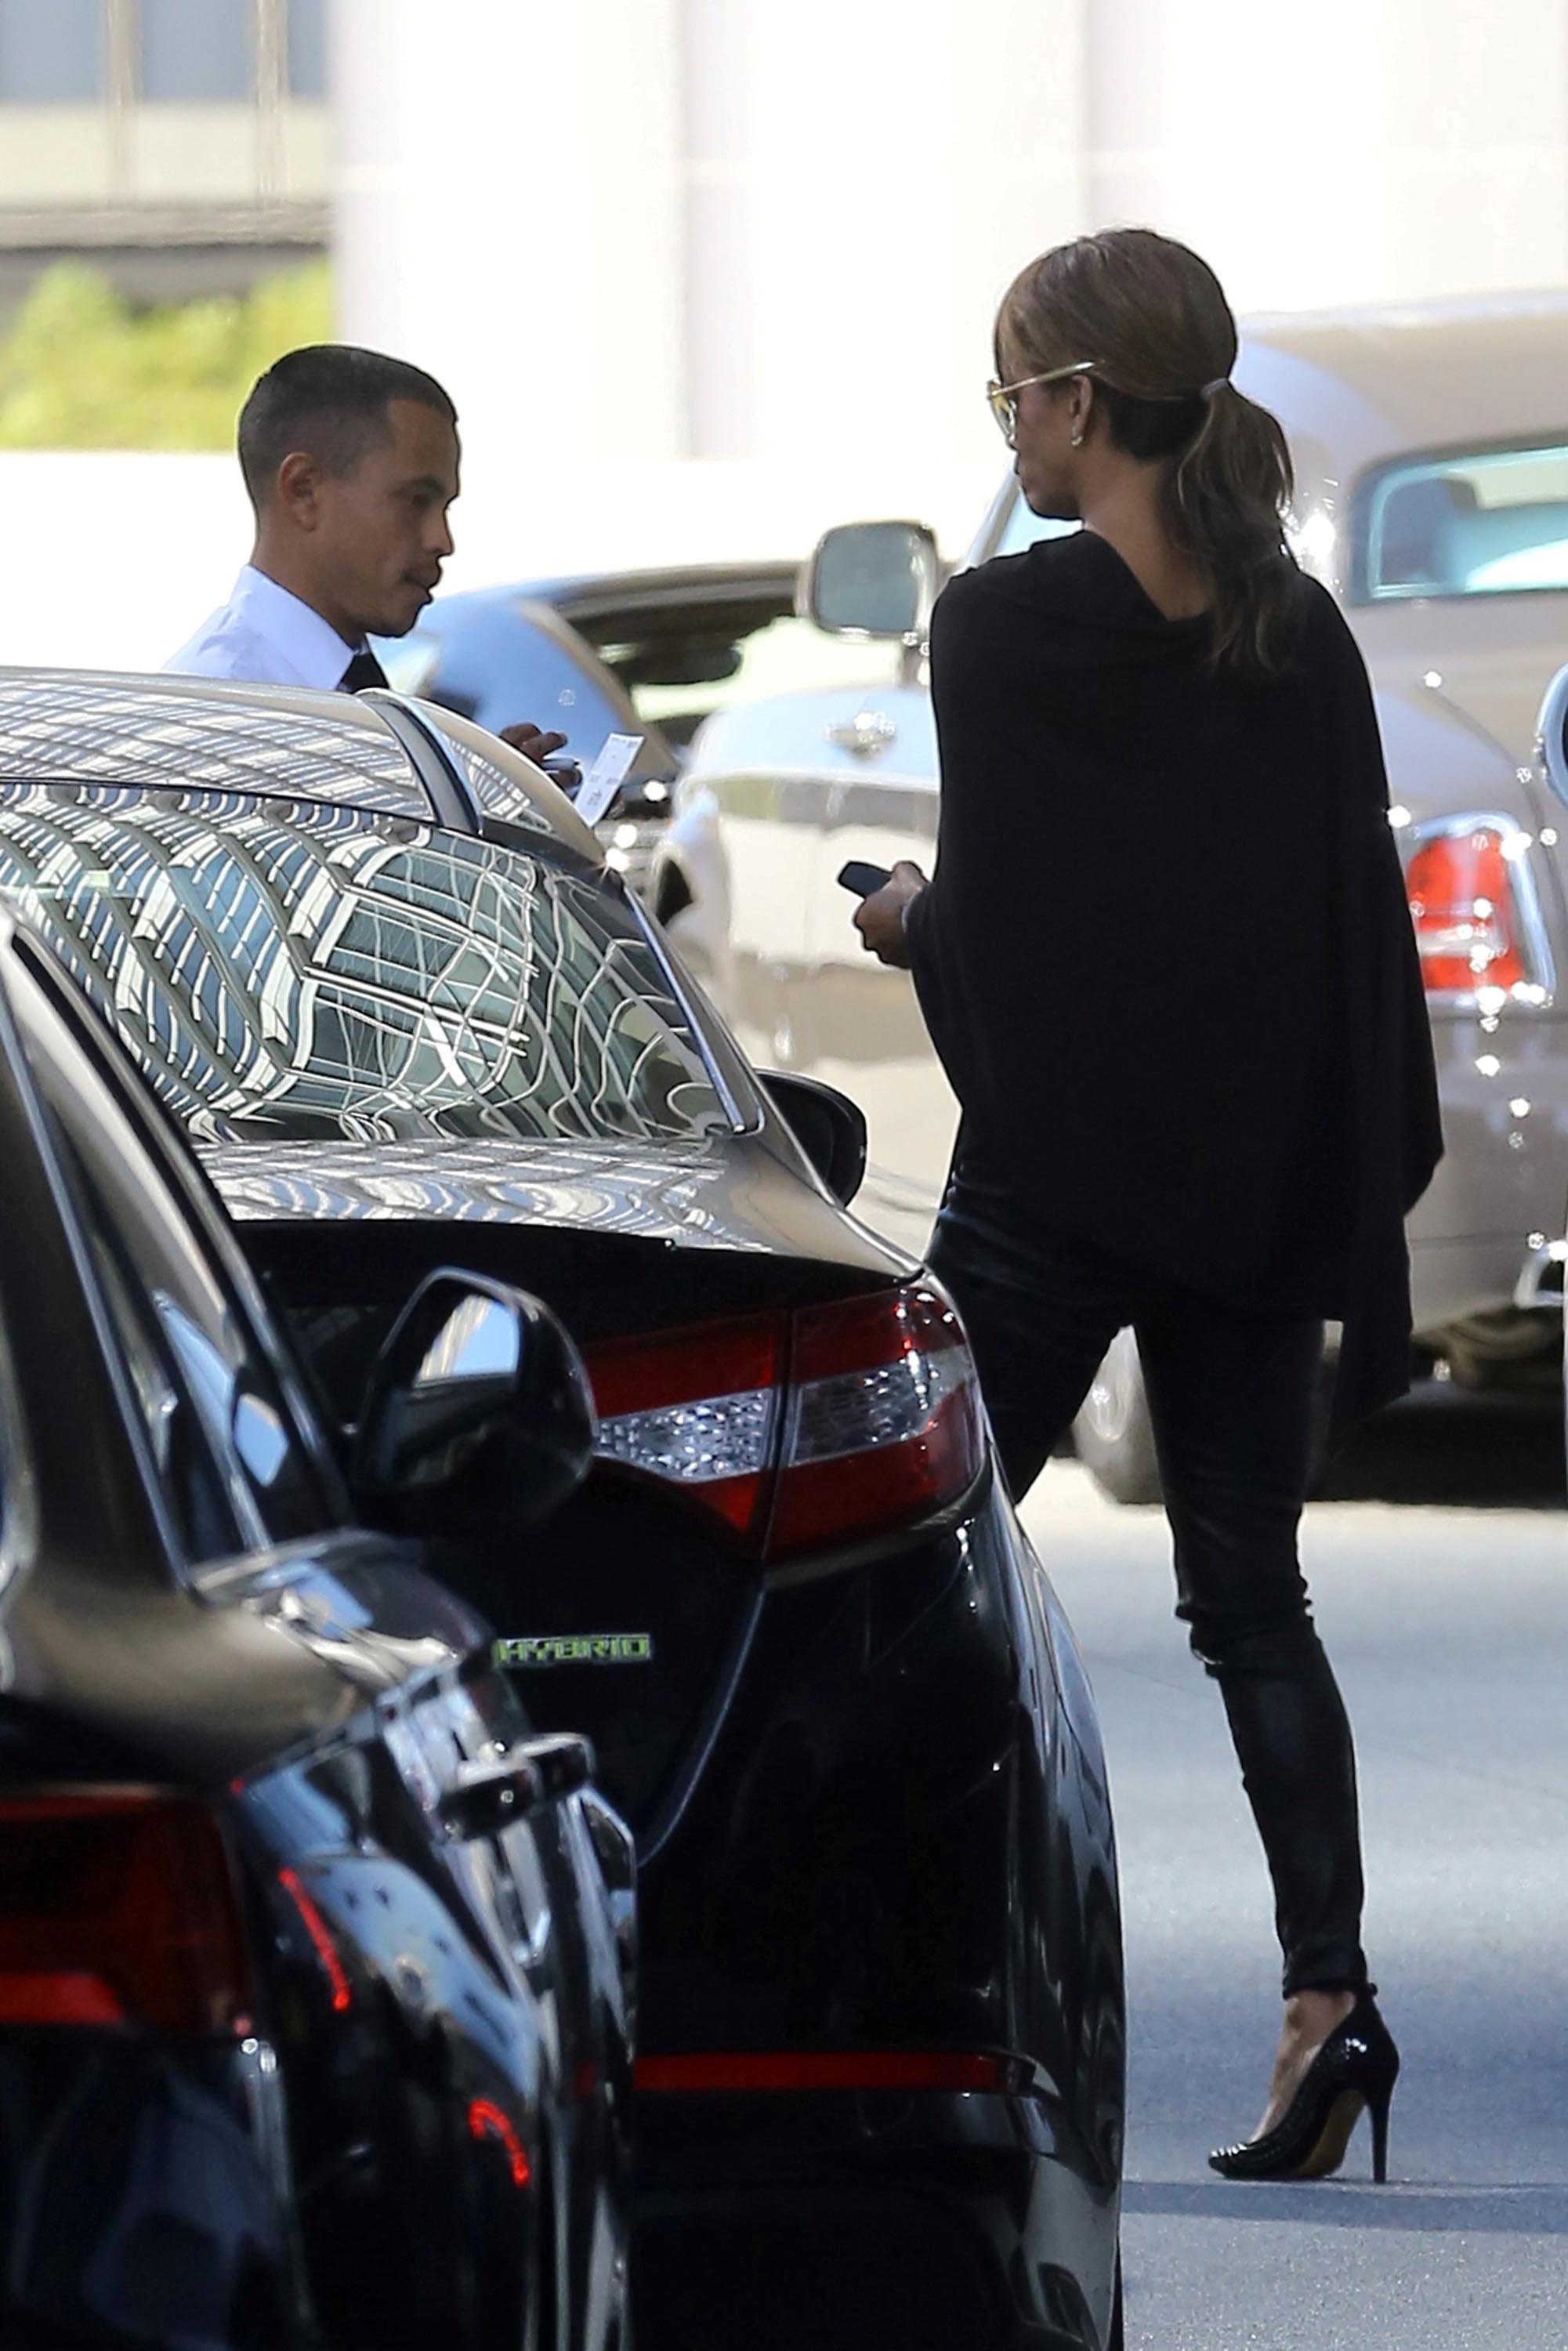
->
[853,861,928,969]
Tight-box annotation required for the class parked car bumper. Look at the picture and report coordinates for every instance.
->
[1407,1011,1568,1334]
[633,2083,1119,2351]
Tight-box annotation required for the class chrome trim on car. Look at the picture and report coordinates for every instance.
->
[1513,1239,1567,1311]
[1534,660,1568,813]
[615,873,759,1135]
[359,690,482,832]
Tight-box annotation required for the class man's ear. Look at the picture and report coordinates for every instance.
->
[274,448,324,529]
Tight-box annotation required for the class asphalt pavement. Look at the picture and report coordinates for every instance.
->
[1019,1386,1568,2351]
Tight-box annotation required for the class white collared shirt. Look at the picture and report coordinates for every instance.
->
[164,564,362,691]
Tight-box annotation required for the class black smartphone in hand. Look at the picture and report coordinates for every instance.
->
[837,860,891,897]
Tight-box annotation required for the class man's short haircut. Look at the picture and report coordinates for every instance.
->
[237,344,457,507]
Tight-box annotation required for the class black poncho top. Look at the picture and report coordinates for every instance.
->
[902,529,1443,1442]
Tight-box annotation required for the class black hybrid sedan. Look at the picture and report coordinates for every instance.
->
[0,896,635,2349]
[0,670,1124,2351]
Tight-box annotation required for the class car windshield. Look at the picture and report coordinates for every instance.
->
[382,604,646,770]
[617,614,902,747]
[1358,441,1568,601]
[0,786,733,1147]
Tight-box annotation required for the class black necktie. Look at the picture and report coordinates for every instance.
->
[339,647,389,693]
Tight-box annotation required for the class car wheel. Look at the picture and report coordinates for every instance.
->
[1073,1328,1163,1505]
[1076,1334,1337,1507]
[1107,2246,1124,2351]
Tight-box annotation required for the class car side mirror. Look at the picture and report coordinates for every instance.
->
[1537,661,1568,810]
[804,520,940,643]
[759,1070,867,1206]
[352,1270,596,1531]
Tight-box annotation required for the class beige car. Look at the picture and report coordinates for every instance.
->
[664,296,1568,1498]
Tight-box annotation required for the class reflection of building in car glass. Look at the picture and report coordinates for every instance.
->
[0,788,727,1145]
[0,671,424,808]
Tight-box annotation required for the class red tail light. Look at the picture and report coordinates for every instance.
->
[636,2049,1023,2094]
[588,1312,784,1547]
[0,1791,250,2034]
[1407,824,1528,994]
[585,1281,987,1560]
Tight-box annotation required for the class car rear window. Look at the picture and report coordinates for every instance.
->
[1357,441,1568,602]
[0,786,733,1148]
[601,610,901,748]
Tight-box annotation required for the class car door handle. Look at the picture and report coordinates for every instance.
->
[440,1735,596,1841]
[440,1758,543,1842]
[825,710,896,759]
[519,1732,596,1802]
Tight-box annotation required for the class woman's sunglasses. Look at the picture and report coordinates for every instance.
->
[985,360,1099,447]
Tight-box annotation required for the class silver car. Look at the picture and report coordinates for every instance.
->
[661,295,1568,1498]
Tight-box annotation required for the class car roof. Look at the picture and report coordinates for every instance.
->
[0,666,600,857]
[422,562,801,632]
[456,560,798,603]
[1240,292,1568,475]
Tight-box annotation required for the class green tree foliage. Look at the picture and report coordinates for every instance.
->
[0,259,332,449]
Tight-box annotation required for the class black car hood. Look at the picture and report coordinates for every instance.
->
[201,1132,909,1274]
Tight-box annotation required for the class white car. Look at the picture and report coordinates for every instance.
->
[660,295,1568,1498]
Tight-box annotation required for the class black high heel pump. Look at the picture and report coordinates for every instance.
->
[1208,1991,1399,2183]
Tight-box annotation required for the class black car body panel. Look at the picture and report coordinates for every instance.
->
[0,674,1123,2351]
[0,919,634,2351]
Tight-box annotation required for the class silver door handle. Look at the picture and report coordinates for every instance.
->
[825,710,896,759]
[438,1734,594,1840]
[440,1758,543,1840]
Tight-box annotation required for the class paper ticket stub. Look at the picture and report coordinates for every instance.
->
[573,732,644,827]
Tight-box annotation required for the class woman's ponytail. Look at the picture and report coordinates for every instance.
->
[998,229,1305,678]
[1168,380,1299,674]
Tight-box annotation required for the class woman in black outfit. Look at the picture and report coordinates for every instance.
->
[853,228,1442,2182]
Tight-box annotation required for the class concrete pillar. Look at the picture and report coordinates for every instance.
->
[329,0,1568,572]
[1082,0,1568,314]
[331,0,685,567]
[676,0,1089,470]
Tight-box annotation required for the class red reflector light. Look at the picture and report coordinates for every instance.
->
[636,2050,1016,2095]
[0,1970,125,2026]
[1407,824,1527,994]
[0,1791,250,2034]
[584,1282,986,1562]
[277,1866,352,2015]
[467,2096,533,2187]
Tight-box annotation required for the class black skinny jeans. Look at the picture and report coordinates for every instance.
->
[929,1204,1368,1998]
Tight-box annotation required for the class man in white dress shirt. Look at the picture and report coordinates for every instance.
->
[166,344,572,772]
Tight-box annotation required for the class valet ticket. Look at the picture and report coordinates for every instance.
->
[574,732,644,826]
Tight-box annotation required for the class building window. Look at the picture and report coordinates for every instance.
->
[287,0,325,100]
[0,0,105,103]
[140,0,253,103]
